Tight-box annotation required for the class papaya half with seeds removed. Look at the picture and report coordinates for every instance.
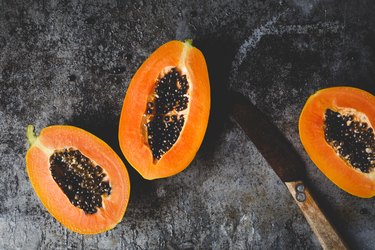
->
[299,87,375,198]
[25,125,130,234]
[119,40,210,180]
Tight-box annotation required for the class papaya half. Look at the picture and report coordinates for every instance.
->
[25,125,130,234]
[299,87,375,198]
[119,40,210,180]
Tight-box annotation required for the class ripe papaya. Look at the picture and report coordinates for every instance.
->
[25,125,130,234]
[299,87,375,198]
[119,40,210,180]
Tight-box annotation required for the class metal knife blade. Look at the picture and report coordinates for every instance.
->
[228,91,305,182]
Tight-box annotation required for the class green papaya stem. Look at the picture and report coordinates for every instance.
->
[184,39,193,46]
[26,125,37,146]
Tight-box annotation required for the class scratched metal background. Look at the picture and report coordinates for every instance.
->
[0,0,374,249]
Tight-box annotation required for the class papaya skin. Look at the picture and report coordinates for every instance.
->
[299,87,375,198]
[26,125,130,234]
[119,40,210,180]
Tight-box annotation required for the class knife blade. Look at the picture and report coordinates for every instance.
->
[228,91,347,250]
[229,91,305,182]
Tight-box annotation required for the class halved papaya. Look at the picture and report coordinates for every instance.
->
[299,87,375,198]
[119,40,210,180]
[25,125,130,234]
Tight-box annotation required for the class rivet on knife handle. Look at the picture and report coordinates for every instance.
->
[286,181,347,250]
[295,183,306,202]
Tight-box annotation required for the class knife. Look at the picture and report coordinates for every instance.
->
[228,91,347,250]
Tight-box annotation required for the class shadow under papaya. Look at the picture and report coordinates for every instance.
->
[193,36,238,158]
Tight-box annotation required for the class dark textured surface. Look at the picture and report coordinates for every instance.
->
[1,0,374,249]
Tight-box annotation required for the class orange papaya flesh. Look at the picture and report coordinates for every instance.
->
[119,40,210,180]
[25,125,130,234]
[299,87,375,198]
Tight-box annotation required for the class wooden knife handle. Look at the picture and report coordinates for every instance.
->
[285,181,348,250]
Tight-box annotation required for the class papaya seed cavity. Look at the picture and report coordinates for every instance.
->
[144,67,190,161]
[49,148,111,214]
[324,109,375,173]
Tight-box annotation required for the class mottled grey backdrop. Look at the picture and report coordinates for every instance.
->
[1,0,374,249]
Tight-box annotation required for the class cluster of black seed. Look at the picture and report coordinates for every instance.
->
[145,67,189,160]
[324,109,375,173]
[146,67,189,115]
[49,148,111,214]
[147,115,185,159]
